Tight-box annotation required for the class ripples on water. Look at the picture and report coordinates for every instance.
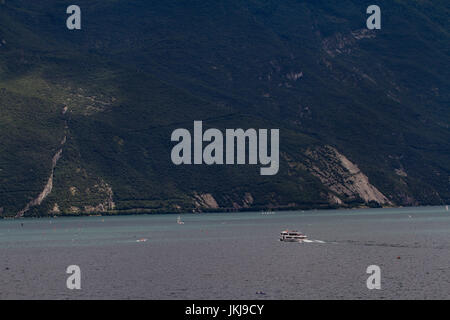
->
[0,206,449,299]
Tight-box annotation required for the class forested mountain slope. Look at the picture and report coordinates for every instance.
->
[0,0,448,216]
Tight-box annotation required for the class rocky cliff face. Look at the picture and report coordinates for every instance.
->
[304,146,391,206]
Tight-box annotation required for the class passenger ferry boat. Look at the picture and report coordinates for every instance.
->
[280,230,307,242]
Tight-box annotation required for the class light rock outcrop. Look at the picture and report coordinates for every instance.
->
[193,193,219,209]
[16,148,63,217]
[305,146,391,205]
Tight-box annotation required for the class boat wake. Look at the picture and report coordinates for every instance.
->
[302,239,326,244]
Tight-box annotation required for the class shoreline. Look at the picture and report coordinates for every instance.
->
[1,204,447,220]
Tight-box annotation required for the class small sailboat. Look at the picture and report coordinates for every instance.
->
[446,205,449,212]
[177,215,185,224]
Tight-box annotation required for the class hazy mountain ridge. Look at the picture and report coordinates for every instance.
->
[0,0,448,217]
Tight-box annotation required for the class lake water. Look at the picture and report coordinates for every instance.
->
[1,206,449,299]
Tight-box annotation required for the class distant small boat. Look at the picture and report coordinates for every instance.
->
[136,238,147,243]
[177,216,185,224]
[446,205,449,211]
[261,209,275,215]
[280,230,307,242]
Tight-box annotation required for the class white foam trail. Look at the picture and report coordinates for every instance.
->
[301,239,326,244]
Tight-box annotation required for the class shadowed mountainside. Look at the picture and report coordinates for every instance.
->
[0,0,449,216]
